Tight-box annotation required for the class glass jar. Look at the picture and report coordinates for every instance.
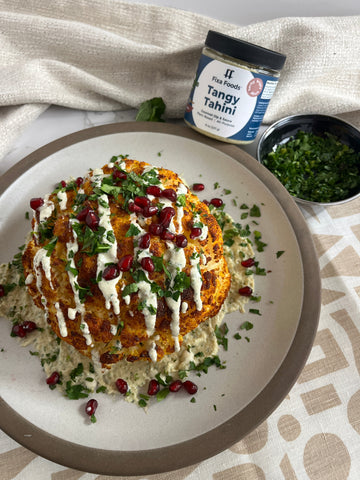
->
[184,30,286,144]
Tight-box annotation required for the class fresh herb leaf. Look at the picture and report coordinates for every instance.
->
[135,97,166,122]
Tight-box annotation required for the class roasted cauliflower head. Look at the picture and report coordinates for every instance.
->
[23,157,231,366]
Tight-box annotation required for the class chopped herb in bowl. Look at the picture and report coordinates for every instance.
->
[262,130,360,204]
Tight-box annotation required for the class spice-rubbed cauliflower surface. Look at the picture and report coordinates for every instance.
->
[22,157,231,367]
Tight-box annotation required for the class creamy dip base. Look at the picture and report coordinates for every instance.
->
[0,215,255,405]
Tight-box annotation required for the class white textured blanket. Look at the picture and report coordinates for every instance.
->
[1,0,359,160]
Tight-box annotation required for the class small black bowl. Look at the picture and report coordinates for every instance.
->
[256,114,360,206]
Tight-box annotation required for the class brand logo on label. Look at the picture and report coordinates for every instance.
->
[246,78,263,97]
[224,68,235,80]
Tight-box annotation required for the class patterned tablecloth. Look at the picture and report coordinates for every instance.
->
[1,126,360,480]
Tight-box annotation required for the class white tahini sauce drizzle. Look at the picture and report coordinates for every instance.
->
[55,301,68,337]
[96,193,121,314]
[190,249,203,311]
[130,213,158,337]
[38,195,55,223]
[66,220,93,347]
[148,341,158,362]
[175,182,187,234]
[33,248,52,320]
[57,190,68,210]
[193,212,208,241]
[164,242,187,351]
[33,248,54,290]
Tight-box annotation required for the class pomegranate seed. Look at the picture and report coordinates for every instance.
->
[183,380,198,395]
[175,234,188,248]
[142,205,158,217]
[75,177,83,187]
[190,227,202,239]
[169,380,183,392]
[193,183,205,192]
[85,398,98,416]
[102,264,119,280]
[76,206,91,221]
[85,210,100,230]
[23,321,37,333]
[149,223,163,236]
[160,229,175,241]
[11,324,26,338]
[115,378,128,395]
[0,285,5,297]
[203,200,210,206]
[113,170,127,181]
[139,233,151,249]
[46,371,60,386]
[128,201,142,214]
[134,196,150,208]
[161,189,177,202]
[238,286,253,297]
[159,206,175,227]
[210,198,223,208]
[59,180,66,188]
[147,379,160,396]
[30,197,44,210]
[146,185,162,197]
[118,255,133,272]
[241,258,255,268]
[141,257,155,273]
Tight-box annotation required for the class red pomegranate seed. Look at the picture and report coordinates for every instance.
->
[59,180,66,188]
[102,264,119,280]
[147,379,160,396]
[190,227,202,239]
[149,223,163,236]
[128,201,143,214]
[46,371,60,386]
[141,257,155,273]
[142,205,158,217]
[113,169,127,181]
[193,183,205,192]
[241,258,255,268]
[161,189,177,202]
[85,399,98,417]
[11,324,26,338]
[115,378,128,395]
[76,206,91,221]
[210,198,223,208]
[238,286,253,297]
[146,185,162,197]
[23,321,37,333]
[30,197,44,210]
[203,200,210,206]
[134,196,150,208]
[0,285,5,297]
[169,380,183,392]
[175,234,188,248]
[183,380,198,395]
[118,255,133,272]
[86,210,100,230]
[139,233,151,249]
[161,229,175,241]
[75,177,83,187]
[159,206,175,227]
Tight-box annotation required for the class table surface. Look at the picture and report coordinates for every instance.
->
[1,2,360,479]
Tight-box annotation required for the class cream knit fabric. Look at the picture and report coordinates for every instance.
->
[0,0,359,160]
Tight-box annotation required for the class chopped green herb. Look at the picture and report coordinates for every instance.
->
[249,204,261,217]
[240,321,254,331]
[276,250,285,258]
[249,309,262,316]
[125,224,141,237]
[262,130,360,203]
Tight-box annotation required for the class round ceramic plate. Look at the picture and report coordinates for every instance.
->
[0,122,320,476]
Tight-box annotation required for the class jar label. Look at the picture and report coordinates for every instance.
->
[184,54,279,142]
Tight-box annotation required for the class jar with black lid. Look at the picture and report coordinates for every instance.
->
[184,30,286,144]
